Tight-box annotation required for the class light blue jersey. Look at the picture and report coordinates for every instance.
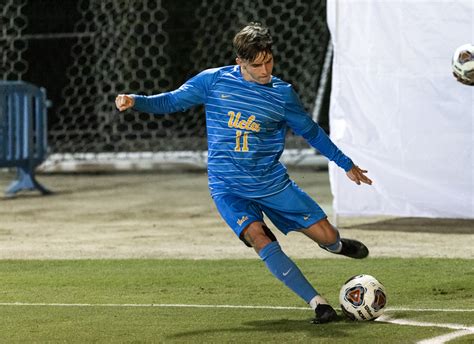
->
[132,65,353,198]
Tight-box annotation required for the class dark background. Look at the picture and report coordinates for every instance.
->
[11,0,332,154]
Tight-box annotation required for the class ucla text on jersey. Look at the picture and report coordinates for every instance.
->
[132,65,352,198]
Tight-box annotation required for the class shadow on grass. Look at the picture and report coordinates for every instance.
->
[341,217,474,234]
[168,317,379,340]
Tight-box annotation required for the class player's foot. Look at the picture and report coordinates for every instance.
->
[339,238,369,259]
[311,304,338,324]
[320,238,369,259]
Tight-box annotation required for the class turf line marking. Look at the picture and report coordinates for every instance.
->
[386,307,474,313]
[0,302,472,313]
[376,315,474,344]
[417,330,474,344]
[376,315,473,331]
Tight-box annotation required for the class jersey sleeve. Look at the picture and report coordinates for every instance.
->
[131,68,219,114]
[283,86,353,172]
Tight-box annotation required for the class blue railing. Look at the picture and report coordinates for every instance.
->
[0,81,51,196]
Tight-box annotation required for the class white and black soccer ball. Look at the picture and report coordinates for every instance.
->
[339,274,387,321]
[452,43,474,85]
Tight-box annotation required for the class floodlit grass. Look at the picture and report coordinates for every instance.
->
[0,258,472,343]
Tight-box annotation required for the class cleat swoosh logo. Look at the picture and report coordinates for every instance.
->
[282,268,292,277]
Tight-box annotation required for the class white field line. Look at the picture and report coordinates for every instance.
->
[416,330,474,344]
[376,315,474,344]
[386,307,474,313]
[376,315,473,331]
[0,302,472,313]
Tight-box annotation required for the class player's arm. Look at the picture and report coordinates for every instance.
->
[304,124,372,185]
[115,68,218,114]
[283,87,372,186]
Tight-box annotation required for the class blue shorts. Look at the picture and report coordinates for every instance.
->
[212,181,327,242]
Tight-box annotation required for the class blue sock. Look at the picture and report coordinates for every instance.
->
[258,241,318,303]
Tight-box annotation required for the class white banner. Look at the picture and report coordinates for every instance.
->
[327,0,473,218]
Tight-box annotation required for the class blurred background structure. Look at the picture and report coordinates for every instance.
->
[2,0,472,219]
[1,0,332,168]
[327,0,473,219]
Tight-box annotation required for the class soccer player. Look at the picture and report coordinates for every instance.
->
[115,22,373,324]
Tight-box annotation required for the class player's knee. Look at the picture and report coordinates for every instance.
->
[241,222,276,252]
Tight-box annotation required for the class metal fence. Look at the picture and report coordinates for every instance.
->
[0,81,51,195]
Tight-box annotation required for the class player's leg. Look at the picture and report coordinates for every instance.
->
[255,181,368,322]
[212,193,335,323]
[240,221,273,252]
[242,222,336,323]
[253,187,342,323]
[300,219,369,259]
[259,180,368,259]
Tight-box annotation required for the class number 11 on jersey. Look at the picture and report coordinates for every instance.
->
[235,130,249,152]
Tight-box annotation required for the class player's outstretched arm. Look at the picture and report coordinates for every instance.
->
[115,94,135,111]
[346,165,373,185]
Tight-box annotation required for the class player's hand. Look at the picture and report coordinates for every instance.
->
[115,94,135,111]
[346,165,373,185]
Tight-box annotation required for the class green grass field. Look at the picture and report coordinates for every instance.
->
[0,258,472,343]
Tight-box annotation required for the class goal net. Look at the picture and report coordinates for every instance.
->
[1,0,332,170]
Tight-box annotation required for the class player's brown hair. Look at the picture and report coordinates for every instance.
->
[233,22,273,62]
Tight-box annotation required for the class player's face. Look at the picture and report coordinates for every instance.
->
[237,52,274,85]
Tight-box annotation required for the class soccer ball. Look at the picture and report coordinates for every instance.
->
[452,43,474,85]
[339,274,387,321]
